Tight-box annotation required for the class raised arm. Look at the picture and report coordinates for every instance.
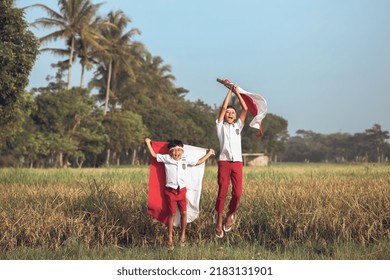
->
[196,149,215,165]
[144,138,157,158]
[233,85,248,123]
[217,87,234,123]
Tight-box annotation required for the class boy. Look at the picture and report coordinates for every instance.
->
[214,84,248,238]
[145,138,215,249]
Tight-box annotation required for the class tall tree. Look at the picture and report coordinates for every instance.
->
[103,110,148,165]
[76,13,116,87]
[28,0,104,89]
[119,53,179,112]
[137,54,177,103]
[93,10,143,115]
[364,124,389,163]
[33,88,105,167]
[13,117,50,168]
[0,0,39,146]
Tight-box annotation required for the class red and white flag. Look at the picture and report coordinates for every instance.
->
[217,78,267,137]
[147,141,207,226]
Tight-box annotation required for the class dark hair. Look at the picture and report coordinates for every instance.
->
[167,139,184,150]
[227,105,236,111]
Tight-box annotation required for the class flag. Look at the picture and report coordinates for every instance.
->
[147,141,207,226]
[217,78,267,137]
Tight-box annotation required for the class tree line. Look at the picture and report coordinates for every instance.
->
[282,126,390,163]
[1,0,389,168]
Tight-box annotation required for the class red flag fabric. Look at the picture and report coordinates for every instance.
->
[147,141,207,226]
[147,141,170,224]
[217,78,267,137]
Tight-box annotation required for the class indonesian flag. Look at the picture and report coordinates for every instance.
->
[147,141,207,226]
[217,78,267,137]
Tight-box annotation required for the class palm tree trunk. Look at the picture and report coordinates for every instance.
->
[80,64,85,88]
[131,149,137,165]
[67,36,75,89]
[105,148,111,166]
[104,58,113,115]
[57,152,63,167]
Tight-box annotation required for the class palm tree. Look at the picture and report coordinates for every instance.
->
[76,14,116,87]
[93,10,143,115]
[121,53,175,107]
[28,0,104,89]
[141,54,177,101]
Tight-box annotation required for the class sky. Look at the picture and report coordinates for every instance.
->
[16,0,390,136]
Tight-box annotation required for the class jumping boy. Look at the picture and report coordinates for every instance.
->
[145,138,215,249]
[214,84,248,238]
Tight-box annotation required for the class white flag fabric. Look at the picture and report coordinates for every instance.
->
[174,144,207,226]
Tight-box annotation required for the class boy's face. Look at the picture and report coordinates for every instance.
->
[169,147,184,160]
[224,108,236,124]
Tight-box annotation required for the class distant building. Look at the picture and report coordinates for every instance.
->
[242,153,269,166]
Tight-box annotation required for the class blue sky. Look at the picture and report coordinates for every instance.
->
[16,0,390,136]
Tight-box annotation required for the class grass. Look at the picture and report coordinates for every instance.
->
[1,240,389,260]
[0,164,389,260]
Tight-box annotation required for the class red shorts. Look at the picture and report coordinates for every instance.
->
[164,187,187,215]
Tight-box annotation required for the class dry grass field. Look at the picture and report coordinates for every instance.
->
[0,164,389,259]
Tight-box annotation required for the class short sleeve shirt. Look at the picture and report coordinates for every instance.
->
[156,154,198,189]
[216,118,244,162]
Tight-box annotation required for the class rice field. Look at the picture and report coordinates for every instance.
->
[0,164,389,259]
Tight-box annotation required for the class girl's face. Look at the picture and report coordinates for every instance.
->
[169,147,184,160]
[224,109,236,124]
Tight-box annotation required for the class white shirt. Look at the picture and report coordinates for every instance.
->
[216,118,244,162]
[156,154,198,189]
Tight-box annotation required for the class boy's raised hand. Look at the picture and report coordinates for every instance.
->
[232,84,238,94]
[144,138,156,157]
